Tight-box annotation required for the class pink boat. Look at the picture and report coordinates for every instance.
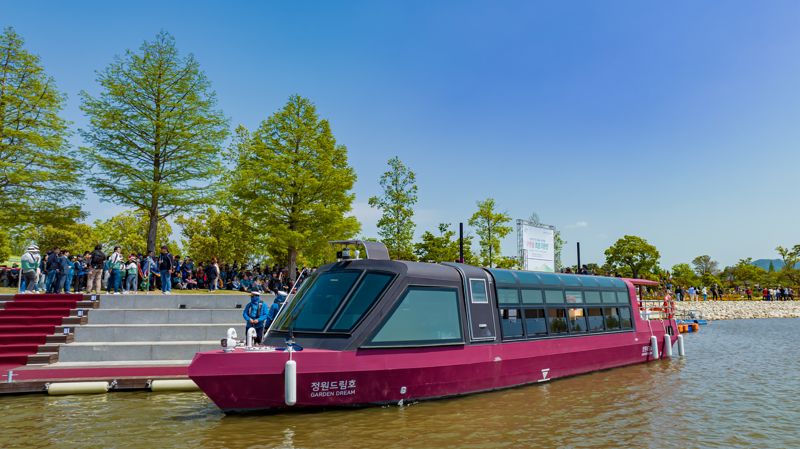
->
[189,243,678,413]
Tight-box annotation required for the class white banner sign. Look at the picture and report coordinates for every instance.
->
[520,223,555,272]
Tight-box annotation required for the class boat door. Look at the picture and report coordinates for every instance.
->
[445,263,497,342]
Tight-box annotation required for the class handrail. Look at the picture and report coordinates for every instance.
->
[638,298,675,320]
[265,268,309,337]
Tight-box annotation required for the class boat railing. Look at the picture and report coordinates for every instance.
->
[638,298,675,320]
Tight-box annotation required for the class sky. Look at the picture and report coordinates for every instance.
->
[3,0,800,268]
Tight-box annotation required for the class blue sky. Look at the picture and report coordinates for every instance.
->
[4,0,800,268]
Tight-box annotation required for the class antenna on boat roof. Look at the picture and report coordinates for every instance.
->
[329,240,390,261]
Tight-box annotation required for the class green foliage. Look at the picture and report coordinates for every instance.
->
[468,198,512,268]
[176,208,263,264]
[28,223,97,254]
[495,255,521,270]
[414,223,476,264]
[691,255,719,276]
[670,263,697,287]
[0,229,11,263]
[80,31,229,253]
[603,235,660,279]
[0,27,84,227]
[775,245,800,286]
[230,95,360,279]
[368,157,418,261]
[93,210,174,255]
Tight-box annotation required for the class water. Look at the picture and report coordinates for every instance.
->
[2,319,798,449]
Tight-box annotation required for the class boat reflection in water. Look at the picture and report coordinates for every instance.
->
[188,241,677,413]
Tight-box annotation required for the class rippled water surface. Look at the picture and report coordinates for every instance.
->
[1,319,799,449]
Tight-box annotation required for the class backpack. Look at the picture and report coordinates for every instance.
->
[91,251,105,268]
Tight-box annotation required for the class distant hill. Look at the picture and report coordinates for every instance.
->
[752,259,800,271]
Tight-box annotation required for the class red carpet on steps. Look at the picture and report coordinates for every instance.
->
[0,294,80,367]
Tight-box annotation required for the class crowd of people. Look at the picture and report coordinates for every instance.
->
[15,244,309,296]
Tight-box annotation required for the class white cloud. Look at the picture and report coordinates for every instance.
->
[566,221,589,229]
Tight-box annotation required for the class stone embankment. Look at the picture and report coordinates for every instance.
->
[673,301,800,320]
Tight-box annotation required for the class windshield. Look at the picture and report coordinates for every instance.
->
[276,271,361,332]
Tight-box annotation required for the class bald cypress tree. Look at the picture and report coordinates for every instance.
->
[80,31,228,253]
[0,27,83,227]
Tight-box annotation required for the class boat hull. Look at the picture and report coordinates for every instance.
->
[189,323,676,413]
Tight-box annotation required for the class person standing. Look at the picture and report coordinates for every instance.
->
[45,247,60,293]
[124,255,138,294]
[20,245,41,294]
[87,245,106,295]
[141,251,156,291]
[62,254,76,294]
[242,291,269,344]
[207,257,220,292]
[158,245,174,295]
[55,250,71,294]
[108,246,123,295]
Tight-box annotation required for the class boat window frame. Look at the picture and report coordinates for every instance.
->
[327,270,398,333]
[469,278,489,304]
[490,279,637,341]
[274,269,364,333]
[361,285,466,349]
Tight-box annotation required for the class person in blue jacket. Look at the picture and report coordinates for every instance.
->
[243,290,269,344]
[264,290,288,329]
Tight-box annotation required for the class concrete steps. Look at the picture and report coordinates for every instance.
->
[74,323,242,342]
[52,294,256,365]
[87,309,244,324]
[58,341,221,362]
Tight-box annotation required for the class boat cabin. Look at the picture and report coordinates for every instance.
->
[266,258,637,351]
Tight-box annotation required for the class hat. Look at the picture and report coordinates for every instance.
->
[27,245,39,252]
[249,289,261,296]
[276,290,288,297]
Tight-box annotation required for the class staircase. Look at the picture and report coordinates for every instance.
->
[0,294,93,370]
[54,294,251,366]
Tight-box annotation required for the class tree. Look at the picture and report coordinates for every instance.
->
[368,157,418,260]
[671,263,698,287]
[603,235,660,279]
[414,223,475,264]
[468,198,512,268]
[176,207,263,264]
[0,27,84,227]
[775,245,800,286]
[80,31,228,254]
[691,255,719,277]
[0,229,11,263]
[229,96,360,281]
[93,210,174,254]
[29,223,97,254]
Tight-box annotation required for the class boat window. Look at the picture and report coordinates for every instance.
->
[277,271,361,331]
[500,308,524,339]
[619,307,633,329]
[547,309,568,334]
[368,287,462,346]
[489,269,517,286]
[497,288,520,305]
[601,291,617,304]
[521,289,543,304]
[565,290,583,304]
[584,291,601,303]
[470,279,489,303]
[604,307,621,330]
[587,308,604,332]
[330,272,394,332]
[538,273,562,286]
[595,277,614,288]
[515,271,541,286]
[558,275,582,287]
[523,309,547,337]
[272,271,318,329]
[568,308,587,333]
[544,289,564,304]
[617,290,630,304]
[610,278,627,290]
[578,276,599,287]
